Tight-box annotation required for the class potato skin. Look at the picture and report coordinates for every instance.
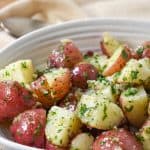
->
[10,109,46,148]
[47,41,83,69]
[93,128,143,150]
[46,141,65,150]
[103,46,131,76]
[0,81,35,122]
[72,62,98,89]
[31,69,71,108]
[142,49,150,58]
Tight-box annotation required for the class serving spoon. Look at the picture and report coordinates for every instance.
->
[0,17,47,38]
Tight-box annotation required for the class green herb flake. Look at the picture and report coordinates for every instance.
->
[124,87,138,96]
[124,105,134,112]
[136,134,144,142]
[5,71,10,76]
[102,103,107,120]
[130,70,139,80]
[121,49,128,60]
[145,127,150,134]
[136,47,144,55]
[33,123,42,136]
[100,141,106,145]
[80,104,88,116]
[21,62,27,69]
[51,111,56,116]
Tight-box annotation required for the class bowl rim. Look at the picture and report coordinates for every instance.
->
[0,18,150,150]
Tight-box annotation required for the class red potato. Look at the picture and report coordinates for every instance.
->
[100,32,121,57]
[142,48,150,58]
[59,92,78,111]
[103,45,131,76]
[0,81,35,122]
[31,68,71,108]
[47,40,83,69]
[72,62,98,89]
[46,141,66,150]
[10,109,46,148]
[93,128,143,150]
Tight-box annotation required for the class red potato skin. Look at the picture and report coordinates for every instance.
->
[0,81,35,122]
[93,128,143,150]
[10,109,46,148]
[31,70,71,108]
[142,48,150,58]
[59,92,78,111]
[47,41,83,69]
[103,46,131,76]
[100,41,112,57]
[72,62,98,89]
[46,141,66,150]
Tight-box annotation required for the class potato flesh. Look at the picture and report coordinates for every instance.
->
[102,32,121,56]
[76,93,124,130]
[84,53,108,73]
[87,80,119,103]
[118,58,150,84]
[70,133,94,150]
[0,60,34,84]
[45,106,81,147]
[120,86,148,127]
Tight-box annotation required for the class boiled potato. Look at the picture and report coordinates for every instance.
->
[120,86,148,127]
[76,92,124,130]
[84,52,108,73]
[0,60,34,84]
[100,32,121,57]
[118,58,150,84]
[45,106,82,147]
[103,45,131,76]
[31,68,71,108]
[47,39,83,69]
[138,118,150,150]
[88,78,120,103]
[70,133,94,150]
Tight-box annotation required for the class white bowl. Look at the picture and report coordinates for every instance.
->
[0,18,150,150]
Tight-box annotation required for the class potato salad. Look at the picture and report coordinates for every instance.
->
[0,33,149,150]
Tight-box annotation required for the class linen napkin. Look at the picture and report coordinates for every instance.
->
[0,0,150,49]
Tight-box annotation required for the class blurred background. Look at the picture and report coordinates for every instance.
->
[0,0,149,48]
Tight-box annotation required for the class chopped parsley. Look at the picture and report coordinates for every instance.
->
[80,104,88,116]
[121,49,128,60]
[136,134,144,142]
[145,127,150,134]
[102,103,107,120]
[136,47,144,55]
[100,141,106,145]
[5,71,10,76]
[124,105,134,112]
[124,87,138,96]
[130,70,139,80]
[21,62,27,69]
[33,123,42,136]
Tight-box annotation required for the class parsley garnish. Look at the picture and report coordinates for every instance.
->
[136,47,144,55]
[102,103,107,120]
[124,87,138,96]
[122,50,128,59]
[124,105,133,112]
[130,70,139,80]
[80,104,88,116]
[21,62,27,69]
